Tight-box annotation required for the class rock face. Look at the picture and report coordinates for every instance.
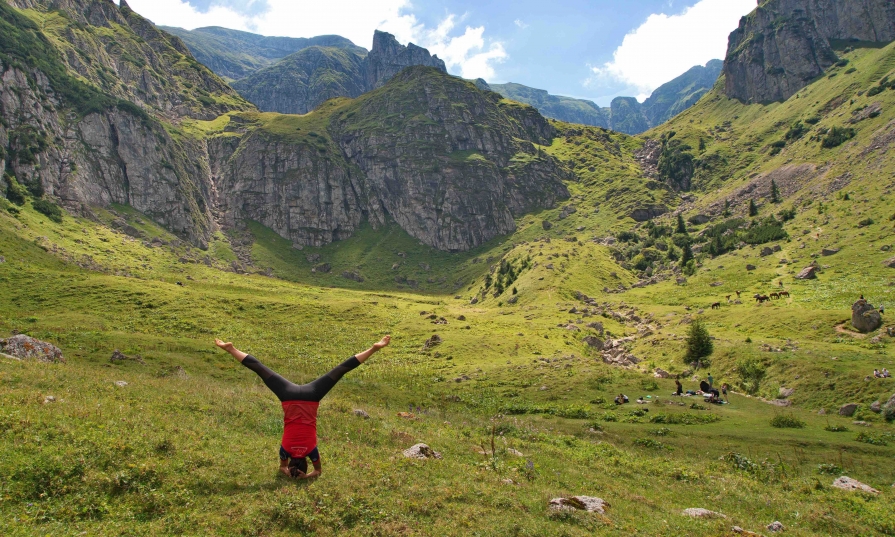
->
[724,0,895,103]
[233,31,447,115]
[0,335,65,363]
[852,299,882,333]
[232,47,367,115]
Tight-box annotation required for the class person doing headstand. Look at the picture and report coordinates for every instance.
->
[215,335,391,479]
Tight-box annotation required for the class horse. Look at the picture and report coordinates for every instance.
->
[726,295,732,302]
[779,290,790,298]
[769,292,780,300]
[711,302,721,310]
[735,290,742,298]
[756,295,770,303]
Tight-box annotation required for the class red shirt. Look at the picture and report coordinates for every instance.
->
[281,401,319,458]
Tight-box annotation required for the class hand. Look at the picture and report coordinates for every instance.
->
[372,335,391,350]
[215,339,234,352]
[300,470,321,479]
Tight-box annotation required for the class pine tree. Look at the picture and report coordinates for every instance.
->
[680,242,694,266]
[748,199,758,217]
[684,319,714,366]
[722,199,731,217]
[770,179,781,203]
[676,214,687,234]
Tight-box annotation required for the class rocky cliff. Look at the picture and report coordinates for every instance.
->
[214,67,570,251]
[724,0,895,103]
[231,47,366,115]
[232,30,446,115]
[161,26,367,81]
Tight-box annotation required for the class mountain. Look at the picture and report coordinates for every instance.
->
[487,60,723,134]
[230,47,367,115]
[724,0,895,102]
[484,82,611,128]
[160,25,367,81]
[230,30,447,115]
[1,1,560,252]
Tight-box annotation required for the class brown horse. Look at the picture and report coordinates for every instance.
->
[779,290,790,298]
[726,295,732,302]
[711,302,721,310]
[756,295,770,303]
[735,290,742,298]
[770,292,780,300]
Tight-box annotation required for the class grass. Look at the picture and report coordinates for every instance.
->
[2,6,895,535]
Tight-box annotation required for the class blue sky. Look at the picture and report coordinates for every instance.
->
[120,0,757,105]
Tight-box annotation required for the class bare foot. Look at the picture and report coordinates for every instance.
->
[214,339,234,352]
[373,335,391,350]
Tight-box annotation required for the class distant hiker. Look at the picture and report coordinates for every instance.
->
[615,394,629,405]
[883,369,891,378]
[674,378,683,396]
[721,383,730,403]
[707,373,714,388]
[880,304,885,315]
[874,369,882,378]
[215,335,391,479]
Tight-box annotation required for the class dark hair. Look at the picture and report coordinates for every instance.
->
[288,457,308,477]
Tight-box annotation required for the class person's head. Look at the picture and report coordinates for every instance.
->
[288,457,308,477]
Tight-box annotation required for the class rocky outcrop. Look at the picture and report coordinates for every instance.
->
[724,0,895,103]
[852,299,882,333]
[365,30,446,90]
[0,335,65,363]
[831,476,879,494]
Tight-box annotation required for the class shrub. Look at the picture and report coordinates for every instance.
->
[633,438,668,449]
[722,452,760,474]
[649,412,720,425]
[736,357,766,395]
[32,198,63,223]
[855,432,888,446]
[867,86,885,97]
[640,379,659,392]
[5,174,27,205]
[857,218,874,228]
[778,208,796,222]
[770,414,805,428]
[824,424,849,432]
[804,116,821,125]
[816,463,843,475]
[741,217,788,244]
[821,126,856,148]
[785,121,807,141]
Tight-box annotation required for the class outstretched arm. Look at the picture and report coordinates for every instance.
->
[215,339,248,362]
[354,336,391,363]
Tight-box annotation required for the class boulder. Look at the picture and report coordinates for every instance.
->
[549,496,608,514]
[688,214,710,225]
[114,380,128,387]
[654,368,670,379]
[760,247,774,257]
[778,387,794,399]
[43,395,56,404]
[586,322,604,334]
[682,508,726,519]
[312,263,332,274]
[870,401,882,413]
[0,335,65,363]
[796,265,818,279]
[402,443,442,460]
[582,335,604,350]
[341,270,365,282]
[821,248,840,256]
[767,521,785,532]
[884,256,895,268]
[851,300,882,333]
[630,205,668,222]
[110,349,145,364]
[353,409,371,419]
[746,264,757,271]
[542,220,553,230]
[831,476,879,494]
[423,335,443,349]
[838,403,858,417]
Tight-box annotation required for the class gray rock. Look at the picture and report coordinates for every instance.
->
[760,247,774,257]
[831,476,879,494]
[312,263,332,274]
[402,443,442,460]
[654,368,670,379]
[688,214,710,225]
[542,220,553,230]
[796,265,818,279]
[341,270,364,282]
[114,380,128,387]
[0,256,5,264]
[549,496,608,514]
[839,403,858,417]
[682,508,726,519]
[586,322,604,334]
[767,521,785,532]
[423,335,442,349]
[110,349,145,364]
[870,401,882,413]
[852,300,882,333]
[630,205,668,222]
[353,409,370,419]
[850,102,883,123]
[0,335,65,363]
[43,395,57,404]
[746,264,757,271]
[582,335,604,350]
[778,387,795,399]
[821,248,840,256]
[818,408,826,415]
[884,256,895,269]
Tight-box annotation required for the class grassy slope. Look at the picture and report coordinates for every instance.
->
[2,29,895,537]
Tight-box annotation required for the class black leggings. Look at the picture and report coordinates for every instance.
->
[241,354,361,402]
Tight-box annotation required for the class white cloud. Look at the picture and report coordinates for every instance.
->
[588,0,755,99]
[119,0,506,80]
[514,19,528,29]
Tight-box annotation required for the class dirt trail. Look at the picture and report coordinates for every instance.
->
[835,322,867,339]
